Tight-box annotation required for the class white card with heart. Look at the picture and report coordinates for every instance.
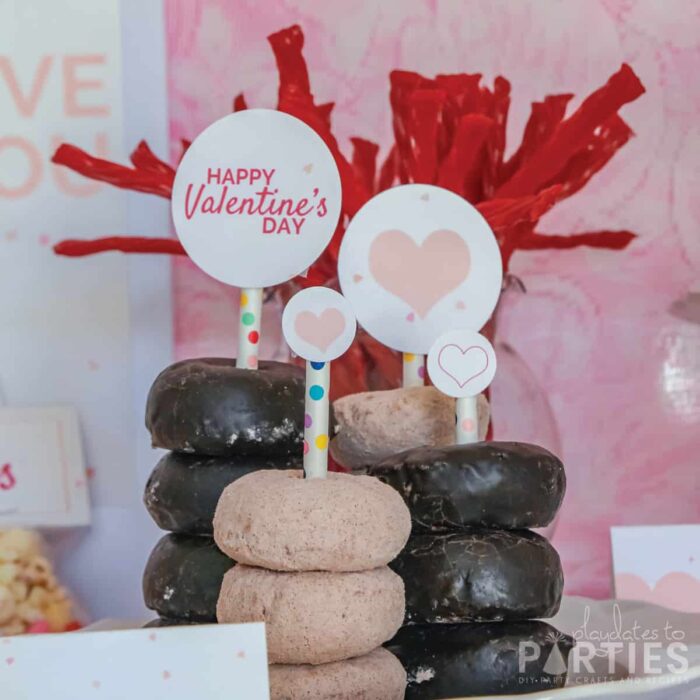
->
[427,330,497,397]
[171,109,342,288]
[0,406,90,527]
[338,184,502,353]
[282,287,357,362]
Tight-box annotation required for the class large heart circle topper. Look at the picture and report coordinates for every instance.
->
[282,287,357,362]
[338,185,502,353]
[171,109,342,288]
[427,329,497,398]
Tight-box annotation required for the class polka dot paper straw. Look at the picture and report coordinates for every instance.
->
[402,352,426,388]
[236,287,263,370]
[303,360,330,478]
[456,395,479,444]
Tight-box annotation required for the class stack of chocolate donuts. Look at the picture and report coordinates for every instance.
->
[370,442,574,698]
[141,358,306,626]
[329,386,575,698]
[213,469,411,699]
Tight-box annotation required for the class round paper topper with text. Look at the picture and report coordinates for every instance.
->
[171,109,342,288]
[427,329,497,398]
[282,287,357,362]
[338,184,502,353]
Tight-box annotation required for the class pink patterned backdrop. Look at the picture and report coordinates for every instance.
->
[164,0,700,598]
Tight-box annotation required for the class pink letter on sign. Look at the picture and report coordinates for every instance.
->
[63,55,109,117]
[0,137,42,198]
[0,55,53,118]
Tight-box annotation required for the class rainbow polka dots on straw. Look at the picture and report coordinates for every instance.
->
[402,352,426,388]
[236,288,263,369]
[303,361,331,476]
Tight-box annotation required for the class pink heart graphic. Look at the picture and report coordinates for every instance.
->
[438,344,489,388]
[369,229,471,318]
[5,657,14,666]
[295,308,346,352]
[615,572,700,613]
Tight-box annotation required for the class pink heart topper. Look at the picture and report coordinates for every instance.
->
[294,308,346,353]
[369,229,471,318]
[437,344,489,388]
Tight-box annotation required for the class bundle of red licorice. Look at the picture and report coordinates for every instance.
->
[51,24,644,397]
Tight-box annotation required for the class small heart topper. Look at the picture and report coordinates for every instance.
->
[427,329,497,397]
[282,287,357,362]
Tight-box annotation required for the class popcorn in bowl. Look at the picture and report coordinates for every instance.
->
[0,529,81,636]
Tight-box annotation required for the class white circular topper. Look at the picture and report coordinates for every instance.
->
[282,287,357,362]
[338,184,502,353]
[171,109,342,288]
[427,329,497,398]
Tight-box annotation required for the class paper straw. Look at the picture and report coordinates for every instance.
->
[236,287,263,369]
[456,395,479,444]
[402,352,425,387]
[303,360,330,478]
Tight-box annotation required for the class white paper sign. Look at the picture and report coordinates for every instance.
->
[427,329,497,397]
[282,287,357,362]
[611,525,700,614]
[338,184,502,353]
[0,622,269,699]
[171,109,342,288]
[0,406,89,527]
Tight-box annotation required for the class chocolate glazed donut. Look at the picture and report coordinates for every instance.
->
[392,529,564,623]
[370,441,566,531]
[145,359,306,457]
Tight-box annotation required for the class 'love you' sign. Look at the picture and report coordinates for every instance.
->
[171,109,342,288]
[338,185,502,354]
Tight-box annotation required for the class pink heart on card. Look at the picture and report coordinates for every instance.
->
[295,308,346,353]
[5,657,14,666]
[369,229,471,318]
[615,572,700,613]
[438,344,489,388]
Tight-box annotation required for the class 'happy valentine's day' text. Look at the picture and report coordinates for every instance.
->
[182,167,328,235]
